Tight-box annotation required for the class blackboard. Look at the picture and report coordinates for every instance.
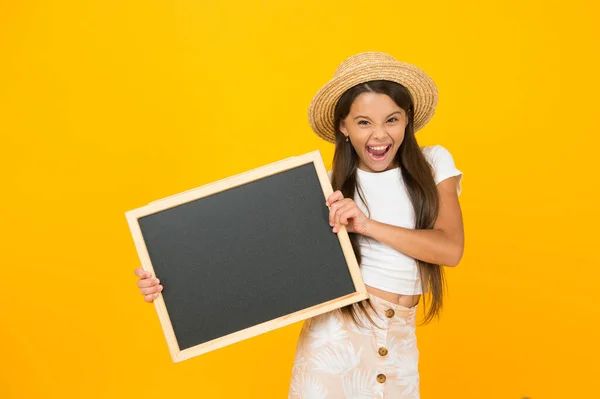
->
[125,151,367,362]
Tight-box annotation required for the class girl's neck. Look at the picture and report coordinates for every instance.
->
[356,163,400,174]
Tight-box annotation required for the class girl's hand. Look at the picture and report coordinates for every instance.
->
[326,190,370,235]
[134,267,163,303]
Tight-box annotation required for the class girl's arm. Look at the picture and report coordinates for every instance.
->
[364,176,464,266]
[328,176,464,266]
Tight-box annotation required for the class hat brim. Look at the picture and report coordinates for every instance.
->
[308,61,438,143]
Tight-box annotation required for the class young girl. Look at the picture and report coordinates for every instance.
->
[134,52,464,399]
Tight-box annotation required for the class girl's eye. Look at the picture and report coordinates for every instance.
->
[358,120,369,126]
[388,117,398,123]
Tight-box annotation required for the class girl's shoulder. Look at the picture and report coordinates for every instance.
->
[420,144,453,161]
[420,144,463,194]
[420,144,459,170]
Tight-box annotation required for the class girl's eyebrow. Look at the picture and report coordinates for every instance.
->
[353,111,403,121]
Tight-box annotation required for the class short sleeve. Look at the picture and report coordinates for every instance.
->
[422,145,463,195]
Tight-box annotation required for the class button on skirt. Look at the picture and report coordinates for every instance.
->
[288,294,420,399]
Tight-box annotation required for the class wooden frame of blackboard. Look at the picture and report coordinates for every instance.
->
[125,150,368,363]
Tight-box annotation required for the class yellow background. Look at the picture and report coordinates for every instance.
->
[1,0,598,398]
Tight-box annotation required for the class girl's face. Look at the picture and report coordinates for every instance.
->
[339,92,408,173]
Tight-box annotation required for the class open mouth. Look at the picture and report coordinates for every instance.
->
[366,144,392,161]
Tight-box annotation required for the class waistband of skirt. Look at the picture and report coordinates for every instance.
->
[367,293,419,318]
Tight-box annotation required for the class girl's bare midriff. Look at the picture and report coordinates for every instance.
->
[366,285,420,308]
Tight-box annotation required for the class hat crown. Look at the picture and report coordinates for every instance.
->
[334,52,397,76]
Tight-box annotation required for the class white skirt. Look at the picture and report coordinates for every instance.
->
[288,294,420,399]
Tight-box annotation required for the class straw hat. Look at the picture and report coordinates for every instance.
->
[308,52,438,143]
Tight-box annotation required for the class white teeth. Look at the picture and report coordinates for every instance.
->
[368,145,389,151]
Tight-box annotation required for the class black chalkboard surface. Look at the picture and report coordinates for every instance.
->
[125,151,367,362]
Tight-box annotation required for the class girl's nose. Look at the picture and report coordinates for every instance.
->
[372,125,388,138]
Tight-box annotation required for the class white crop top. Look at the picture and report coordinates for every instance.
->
[329,145,462,295]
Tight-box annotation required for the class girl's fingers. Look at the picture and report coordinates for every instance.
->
[334,202,355,224]
[329,198,351,226]
[140,285,163,295]
[333,204,356,232]
[137,278,160,288]
[339,207,357,225]
[144,293,160,303]
[134,267,151,279]
[326,190,344,206]
[135,267,161,302]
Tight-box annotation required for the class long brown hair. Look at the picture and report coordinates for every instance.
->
[331,80,445,325]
